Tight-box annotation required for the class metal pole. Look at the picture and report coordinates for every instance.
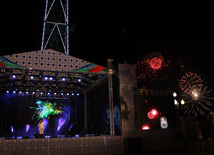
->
[107,59,115,136]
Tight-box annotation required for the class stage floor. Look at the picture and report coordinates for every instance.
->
[0,135,123,155]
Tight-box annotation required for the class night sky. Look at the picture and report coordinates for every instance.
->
[1,1,213,84]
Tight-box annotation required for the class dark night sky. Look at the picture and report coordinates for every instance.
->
[0,1,213,84]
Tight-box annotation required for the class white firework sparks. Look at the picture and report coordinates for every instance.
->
[182,86,213,117]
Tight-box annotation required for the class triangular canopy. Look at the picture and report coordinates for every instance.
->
[0,49,107,73]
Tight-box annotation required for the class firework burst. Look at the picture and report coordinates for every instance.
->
[182,86,213,117]
[131,52,165,83]
[179,72,203,95]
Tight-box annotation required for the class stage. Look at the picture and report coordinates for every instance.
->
[0,135,123,155]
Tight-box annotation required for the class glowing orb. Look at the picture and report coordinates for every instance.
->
[160,117,168,129]
[149,57,162,70]
[148,112,155,119]
[148,109,158,119]
[142,125,150,130]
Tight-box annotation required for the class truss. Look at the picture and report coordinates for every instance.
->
[41,0,69,55]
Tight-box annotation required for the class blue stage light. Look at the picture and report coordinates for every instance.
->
[26,92,29,94]
[77,93,80,96]
[30,76,34,79]
[32,92,35,94]
[44,77,48,80]
[6,91,9,93]
[67,93,69,96]
[19,91,22,94]
[72,93,74,96]
[40,92,43,95]
[12,75,16,79]
[78,79,81,82]
[49,77,53,80]
[62,78,65,81]
[54,92,57,95]
[13,91,16,94]
[48,92,50,95]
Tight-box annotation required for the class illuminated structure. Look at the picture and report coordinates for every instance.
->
[41,0,70,55]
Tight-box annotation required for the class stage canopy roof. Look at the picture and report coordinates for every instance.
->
[0,49,108,95]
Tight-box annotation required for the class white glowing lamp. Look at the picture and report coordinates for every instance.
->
[181,99,185,105]
[173,92,177,97]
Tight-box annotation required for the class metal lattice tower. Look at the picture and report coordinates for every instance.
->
[108,59,115,136]
[41,0,69,55]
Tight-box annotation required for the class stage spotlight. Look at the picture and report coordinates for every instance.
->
[57,117,66,131]
[67,93,69,96]
[77,93,80,96]
[54,92,57,95]
[26,92,29,94]
[13,91,16,94]
[12,75,16,79]
[19,91,22,94]
[32,92,35,95]
[40,92,43,95]
[62,78,65,81]
[61,93,63,95]
[72,93,74,96]
[30,76,34,79]
[11,125,14,133]
[44,77,48,80]
[26,124,30,132]
[49,77,53,80]
[47,92,50,95]
[78,79,81,82]
[6,91,9,93]
[43,118,48,130]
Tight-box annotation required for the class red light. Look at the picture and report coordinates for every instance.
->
[142,125,150,130]
[151,109,158,116]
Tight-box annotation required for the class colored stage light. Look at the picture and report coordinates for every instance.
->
[13,91,16,94]
[6,91,9,93]
[68,124,73,131]
[72,93,74,96]
[19,91,22,94]
[40,92,43,95]
[49,77,53,80]
[43,118,49,130]
[57,117,66,131]
[61,93,63,95]
[77,93,80,96]
[47,92,50,95]
[54,92,57,95]
[26,92,29,94]
[11,125,14,132]
[30,76,34,79]
[26,124,30,132]
[142,125,150,130]
[12,75,16,79]
[62,78,65,81]
[78,79,81,82]
[67,93,69,96]
[32,92,35,94]
[44,77,48,80]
